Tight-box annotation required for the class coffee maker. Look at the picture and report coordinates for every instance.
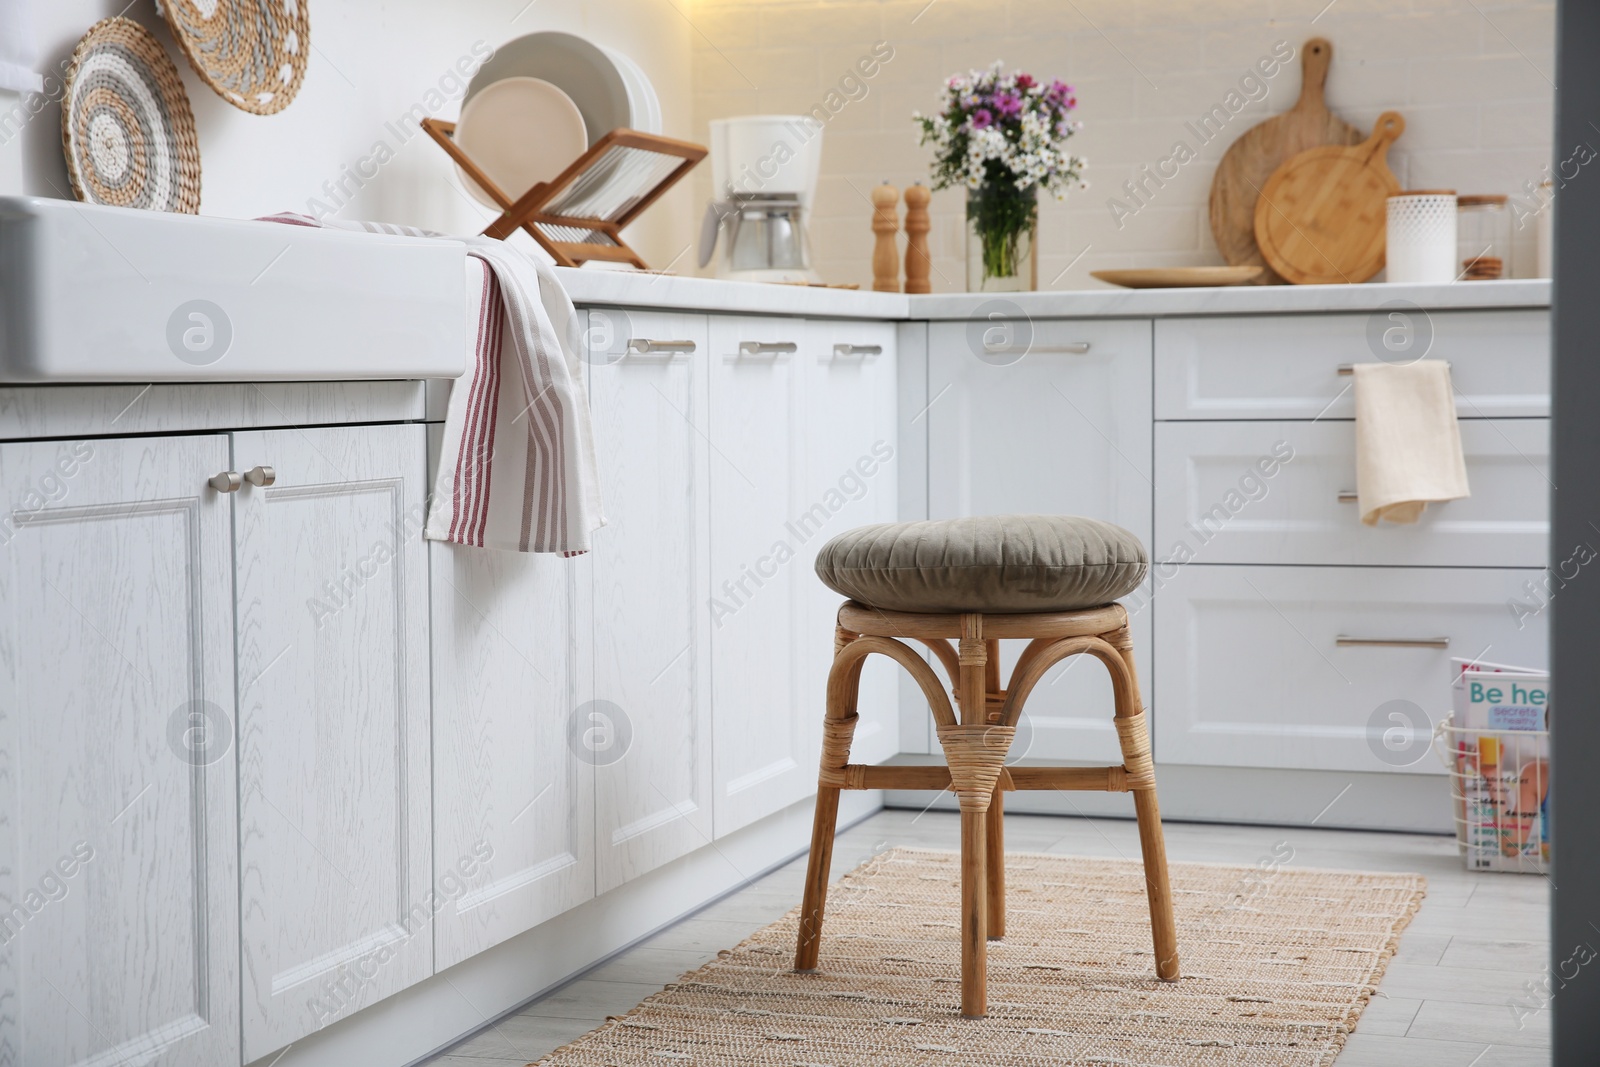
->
[697,115,823,284]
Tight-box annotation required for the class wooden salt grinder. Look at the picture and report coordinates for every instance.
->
[904,183,932,294]
[872,182,901,292]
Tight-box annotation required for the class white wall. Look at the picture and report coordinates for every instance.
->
[0,1,695,266]
[689,0,1556,290]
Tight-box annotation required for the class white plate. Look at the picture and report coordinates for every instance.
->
[601,45,660,134]
[464,32,632,147]
[454,76,587,208]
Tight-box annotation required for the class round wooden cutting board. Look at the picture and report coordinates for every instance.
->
[1254,111,1405,285]
[1208,38,1361,285]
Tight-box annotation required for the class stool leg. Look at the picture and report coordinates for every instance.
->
[1109,625,1180,982]
[1133,789,1179,980]
[795,787,842,972]
[986,785,1005,939]
[940,614,1014,1017]
[795,629,864,973]
[959,809,988,1016]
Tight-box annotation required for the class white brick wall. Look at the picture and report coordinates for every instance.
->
[688,0,1555,289]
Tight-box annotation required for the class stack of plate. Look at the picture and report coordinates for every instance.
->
[455,32,661,210]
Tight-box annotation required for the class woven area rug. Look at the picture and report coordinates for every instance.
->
[533,847,1425,1066]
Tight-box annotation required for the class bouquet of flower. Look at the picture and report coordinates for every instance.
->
[915,63,1086,286]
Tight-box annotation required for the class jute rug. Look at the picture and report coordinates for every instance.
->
[533,847,1425,1066]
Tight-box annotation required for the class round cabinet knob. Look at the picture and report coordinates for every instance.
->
[209,471,242,493]
[245,465,277,487]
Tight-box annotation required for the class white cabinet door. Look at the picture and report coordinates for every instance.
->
[232,425,432,1059]
[430,539,592,969]
[588,310,715,893]
[708,315,813,836]
[0,435,239,1067]
[805,319,900,768]
[928,318,1153,764]
[1153,564,1548,773]
[1154,419,1550,568]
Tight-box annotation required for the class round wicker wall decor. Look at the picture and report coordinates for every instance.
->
[61,17,202,214]
[158,0,309,116]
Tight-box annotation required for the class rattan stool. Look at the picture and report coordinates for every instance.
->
[793,519,1180,1018]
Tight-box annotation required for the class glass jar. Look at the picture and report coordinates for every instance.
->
[1456,194,1511,280]
[966,187,1037,293]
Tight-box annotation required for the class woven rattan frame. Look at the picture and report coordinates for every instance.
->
[796,600,1180,1018]
[159,0,309,116]
[61,18,202,214]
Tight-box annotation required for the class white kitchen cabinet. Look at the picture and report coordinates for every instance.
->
[588,310,716,892]
[429,541,593,971]
[708,315,813,836]
[805,319,901,768]
[1153,564,1548,773]
[927,318,1153,765]
[1154,310,1550,421]
[233,425,433,1059]
[1154,419,1550,568]
[0,435,240,1067]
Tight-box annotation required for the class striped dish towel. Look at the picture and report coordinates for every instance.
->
[259,213,603,555]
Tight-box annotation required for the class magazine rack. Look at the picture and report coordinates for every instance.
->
[422,120,706,269]
[1435,714,1550,874]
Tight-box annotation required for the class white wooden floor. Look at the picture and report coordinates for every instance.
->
[413,808,1552,1067]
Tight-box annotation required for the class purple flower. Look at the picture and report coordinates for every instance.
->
[994,91,1022,116]
[970,108,994,130]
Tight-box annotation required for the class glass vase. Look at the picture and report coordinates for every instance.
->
[966,187,1038,293]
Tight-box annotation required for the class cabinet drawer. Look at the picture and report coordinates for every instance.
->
[1153,565,1547,774]
[1154,420,1549,568]
[1155,310,1549,420]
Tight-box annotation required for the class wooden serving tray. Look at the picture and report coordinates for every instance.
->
[1253,111,1404,285]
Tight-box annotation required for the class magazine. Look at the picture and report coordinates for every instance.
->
[1451,665,1550,873]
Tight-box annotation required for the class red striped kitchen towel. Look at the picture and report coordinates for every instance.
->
[259,213,603,555]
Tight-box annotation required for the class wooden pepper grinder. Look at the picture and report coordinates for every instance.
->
[871,182,901,292]
[903,183,932,294]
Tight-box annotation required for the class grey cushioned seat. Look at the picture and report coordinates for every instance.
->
[814,514,1148,615]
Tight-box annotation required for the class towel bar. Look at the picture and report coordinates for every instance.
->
[1337,360,1451,375]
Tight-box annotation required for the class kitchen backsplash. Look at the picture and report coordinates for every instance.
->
[689,0,1555,290]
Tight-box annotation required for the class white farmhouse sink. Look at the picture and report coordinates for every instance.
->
[0,197,466,382]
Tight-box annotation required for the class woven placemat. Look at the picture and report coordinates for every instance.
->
[535,847,1425,1066]
[60,17,201,214]
[158,0,309,115]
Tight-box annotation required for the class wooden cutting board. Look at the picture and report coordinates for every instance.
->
[1253,111,1405,285]
[1208,38,1361,285]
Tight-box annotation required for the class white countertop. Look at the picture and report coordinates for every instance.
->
[555,268,1549,320]
[554,267,908,319]
[908,278,1550,319]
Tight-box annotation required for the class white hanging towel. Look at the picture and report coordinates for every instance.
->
[259,213,603,555]
[1353,360,1470,525]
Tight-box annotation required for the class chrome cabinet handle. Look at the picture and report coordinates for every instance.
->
[1336,635,1451,649]
[1337,490,1358,503]
[731,341,798,362]
[1338,361,1450,375]
[209,471,242,493]
[245,465,276,487]
[626,338,696,356]
[983,341,1091,355]
[828,343,883,361]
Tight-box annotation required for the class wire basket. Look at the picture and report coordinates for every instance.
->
[1434,714,1549,874]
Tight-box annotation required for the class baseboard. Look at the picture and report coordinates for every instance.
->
[251,790,881,1067]
[883,760,1453,834]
